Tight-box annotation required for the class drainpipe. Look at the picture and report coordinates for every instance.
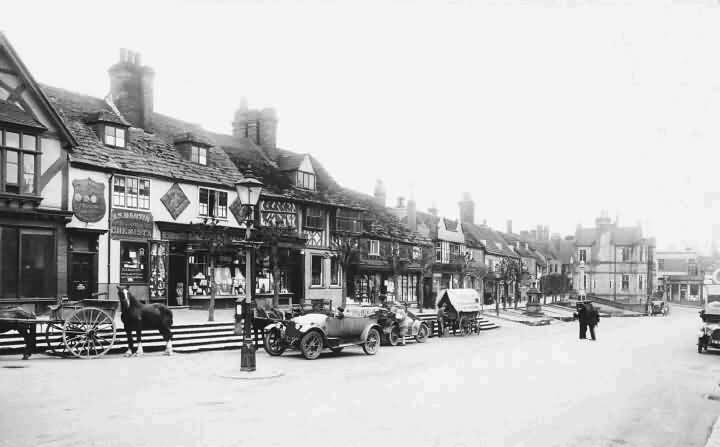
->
[107,173,113,287]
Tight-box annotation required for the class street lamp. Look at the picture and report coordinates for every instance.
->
[234,169,264,373]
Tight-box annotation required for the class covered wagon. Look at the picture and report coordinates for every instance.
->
[436,289,483,336]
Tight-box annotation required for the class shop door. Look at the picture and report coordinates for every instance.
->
[70,253,95,301]
[423,278,434,308]
[169,254,186,307]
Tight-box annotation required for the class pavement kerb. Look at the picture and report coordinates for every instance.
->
[705,415,720,447]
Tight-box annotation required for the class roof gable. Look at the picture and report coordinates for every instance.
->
[0,33,76,146]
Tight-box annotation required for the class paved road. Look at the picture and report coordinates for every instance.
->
[1,306,719,447]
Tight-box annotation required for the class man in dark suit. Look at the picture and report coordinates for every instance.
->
[575,302,600,340]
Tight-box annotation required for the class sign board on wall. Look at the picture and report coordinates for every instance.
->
[111,209,153,240]
[72,178,106,223]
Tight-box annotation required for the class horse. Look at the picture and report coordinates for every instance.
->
[117,286,174,356]
[0,307,37,360]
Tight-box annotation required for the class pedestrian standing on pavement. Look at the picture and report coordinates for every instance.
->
[575,302,600,340]
[437,302,448,337]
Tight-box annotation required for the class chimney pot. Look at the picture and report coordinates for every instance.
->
[396,196,405,208]
[506,219,513,235]
[407,198,417,232]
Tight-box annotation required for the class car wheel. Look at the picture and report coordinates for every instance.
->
[263,329,286,356]
[330,347,343,354]
[300,331,324,360]
[415,324,429,343]
[363,328,381,355]
[389,326,400,346]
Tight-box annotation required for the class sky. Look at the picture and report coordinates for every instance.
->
[3,0,720,251]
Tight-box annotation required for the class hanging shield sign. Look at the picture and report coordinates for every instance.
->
[72,178,106,223]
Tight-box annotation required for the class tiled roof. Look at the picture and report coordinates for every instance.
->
[41,84,243,188]
[462,222,518,258]
[0,98,46,130]
[277,152,305,171]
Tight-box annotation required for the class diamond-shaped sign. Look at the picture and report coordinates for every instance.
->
[160,183,190,220]
[230,198,253,224]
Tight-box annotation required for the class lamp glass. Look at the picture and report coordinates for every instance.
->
[235,177,264,207]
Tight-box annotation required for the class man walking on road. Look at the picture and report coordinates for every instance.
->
[575,301,600,341]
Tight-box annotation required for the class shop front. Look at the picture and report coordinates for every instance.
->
[158,222,305,309]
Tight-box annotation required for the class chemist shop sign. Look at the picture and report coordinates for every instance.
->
[110,209,153,240]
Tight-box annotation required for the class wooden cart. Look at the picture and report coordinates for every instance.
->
[2,294,118,359]
[436,289,483,336]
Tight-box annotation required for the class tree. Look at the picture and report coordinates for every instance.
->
[332,235,359,308]
[417,245,435,309]
[541,273,565,304]
[497,258,521,311]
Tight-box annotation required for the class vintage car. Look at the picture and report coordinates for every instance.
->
[698,301,720,353]
[374,305,430,346]
[263,306,383,360]
[649,300,669,317]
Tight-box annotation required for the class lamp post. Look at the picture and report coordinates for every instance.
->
[234,170,264,372]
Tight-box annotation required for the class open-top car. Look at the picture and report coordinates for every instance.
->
[698,301,720,353]
[263,305,383,360]
[649,300,669,316]
[373,305,430,346]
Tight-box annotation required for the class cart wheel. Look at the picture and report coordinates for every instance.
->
[45,322,67,355]
[63,307,116,359]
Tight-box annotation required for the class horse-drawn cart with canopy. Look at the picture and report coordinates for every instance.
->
[436,289,483,336]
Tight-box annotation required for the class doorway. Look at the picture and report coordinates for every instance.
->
[70,252,96,301]
[169,254,187,307]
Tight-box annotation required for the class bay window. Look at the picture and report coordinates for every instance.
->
[336,209,362,233]
[113,175,150,210]
[1,127,39,195]
[199,188,228,219]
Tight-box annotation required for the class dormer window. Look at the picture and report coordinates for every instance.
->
[191,145,207,165]
[104,125,126,148]
[296,171,315,190]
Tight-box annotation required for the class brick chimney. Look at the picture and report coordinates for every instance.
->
[506,219,513,235]
[458,192,474,224]
[108,48,154,130]
[407,198,417,232]
[232,100,279,161]
[374,179,386,207]
[396,196,405,208]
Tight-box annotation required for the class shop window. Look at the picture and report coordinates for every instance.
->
[691,284,699,296]
[688,260,699,276]
[199,188,228,219]
[120,241,148,283]
[399,274,417,301]
[304,207,324,229]
[256,270,291,295]
[189,254,246,297]
[330,258,340,286]
[191,145,207,165]
[621,274,629,291]
[104,125,126,148]
[1,128,39,194]
[311,256,323,286]
[113,175,150,210]
[0,227,56,299]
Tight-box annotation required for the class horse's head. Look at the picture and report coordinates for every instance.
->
[117,286,131,310]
